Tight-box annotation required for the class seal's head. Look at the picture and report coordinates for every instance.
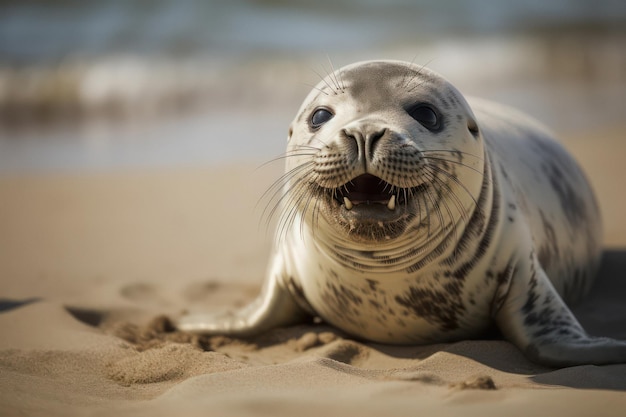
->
[282,60,485,246]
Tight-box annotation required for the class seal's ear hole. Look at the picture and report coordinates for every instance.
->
[288,126,293,141]
[468,119,479,137]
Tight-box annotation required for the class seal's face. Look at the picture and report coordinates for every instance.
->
[283,61,484,245]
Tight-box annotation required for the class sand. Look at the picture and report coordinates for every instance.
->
[1,126,626,417]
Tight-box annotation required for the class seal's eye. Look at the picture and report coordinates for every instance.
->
[408,105,440,131]
[310,108,334,129]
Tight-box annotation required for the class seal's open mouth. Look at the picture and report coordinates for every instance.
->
[334,174,407,211]
[322,173,426,240]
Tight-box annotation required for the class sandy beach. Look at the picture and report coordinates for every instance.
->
[1,119,625,416]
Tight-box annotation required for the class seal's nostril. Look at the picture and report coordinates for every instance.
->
[341,128,362,155]
[367,128,387,156]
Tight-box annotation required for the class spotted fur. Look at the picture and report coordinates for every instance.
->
[178,60,626,367]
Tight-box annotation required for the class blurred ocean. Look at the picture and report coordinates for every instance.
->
[0,0,625,172]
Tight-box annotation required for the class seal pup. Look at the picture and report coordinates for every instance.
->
[178,60,626,367]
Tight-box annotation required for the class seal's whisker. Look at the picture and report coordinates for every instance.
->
[310,67,339,96]
[406,78,426,94]
[283,145,322,155]
[404,59,432,91]
[417,181,432,237]
[422,171,455,221]
[300,187,324,239]
[261,163,316,231]
[415,185,437,234]
[269,186,308,239]
[420,149,484,165]
[433,180,459,259]
[277,179,315,241]
[420,149,485,161]
[422,181,445,237]
[422,168,469,224]
[337,65,346,92]
[309,189,326,238]
[257,152,318,170]
[400,54,419,89]
[326,55,345,94]
[275,165,332,242]
[289,145,322,151]
[421,153,486,179]
[258,161,314,212]
[421,157,484,177]
[412,186,423,229]
[256,146,321,170]
[437,175,471,227]
[299,183,321,238]
[300,82,330,96]
[419,170,470,261]
[318,59,341,95]
[423,164,480,209]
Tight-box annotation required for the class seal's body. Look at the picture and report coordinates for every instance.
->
[178,61,626,366]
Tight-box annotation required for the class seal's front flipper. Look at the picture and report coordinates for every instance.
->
[176,273,309,337]
[494,254,626,367]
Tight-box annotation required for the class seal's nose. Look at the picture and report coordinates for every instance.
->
[342,124,388,167]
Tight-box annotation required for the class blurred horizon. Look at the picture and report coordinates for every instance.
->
[0,1,625,172]
[2,0,626,64]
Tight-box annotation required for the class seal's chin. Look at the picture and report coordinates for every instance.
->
[320,174,422,242]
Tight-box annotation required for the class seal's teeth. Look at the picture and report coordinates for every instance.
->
[387,195,396,211]
[344,197,353,210]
